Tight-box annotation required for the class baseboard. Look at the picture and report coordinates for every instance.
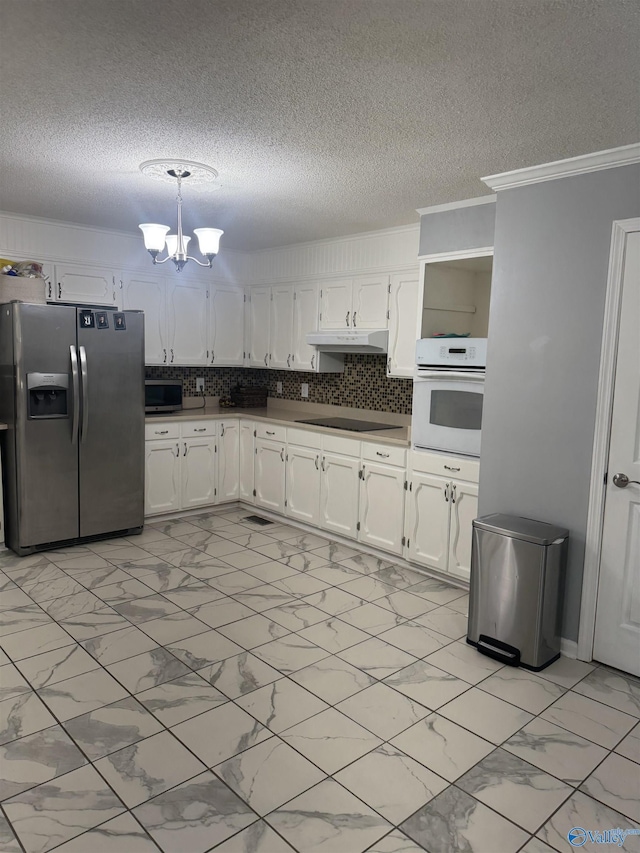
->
[560,637,578,659]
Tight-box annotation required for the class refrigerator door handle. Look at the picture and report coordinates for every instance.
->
[79,345,89,442]
[70,345,80,444]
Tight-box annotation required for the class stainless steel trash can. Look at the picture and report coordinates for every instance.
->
[467,513,568,671]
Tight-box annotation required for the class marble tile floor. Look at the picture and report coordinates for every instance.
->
[0,504,638,853]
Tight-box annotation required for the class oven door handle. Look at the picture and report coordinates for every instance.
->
[415,370,486,381]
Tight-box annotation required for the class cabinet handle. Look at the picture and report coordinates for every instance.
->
[387,358,391,372]
[175,443,179,457]
[451,483,457,504]
[211,351,215,364]
[264,354,268,366]
[345,310,350,327]
[287,354,291,368]
[444,465,460,472]
[155,430,169,435]
[280,448,285,462]
[444,482,450,502]
[171,348,174,363]
[183,442,187,456]
[352,312,357,327]
[376,451,390,458]
[163,348,167,363]
[266,430,275,435]
[48,281,52,299]
[315,455,319,470]
[321,456,326,471]
[58,282,62,299]
[193,428,207,432]
[221,424,225,437]
[206,350,209,360]
[311,354,315,369]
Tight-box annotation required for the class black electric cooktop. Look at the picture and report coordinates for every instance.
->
[295,417,398,432]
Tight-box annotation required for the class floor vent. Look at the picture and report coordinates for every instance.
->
[243,515,274,526]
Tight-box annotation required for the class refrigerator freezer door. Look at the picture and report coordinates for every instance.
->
[4,303,80,548]
[77,309,145,537]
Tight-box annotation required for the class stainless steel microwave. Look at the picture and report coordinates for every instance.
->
[145,380,182,413]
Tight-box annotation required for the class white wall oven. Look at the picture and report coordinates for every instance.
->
[412,338,486,458]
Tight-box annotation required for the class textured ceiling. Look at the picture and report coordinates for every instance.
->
[0,0,638,251]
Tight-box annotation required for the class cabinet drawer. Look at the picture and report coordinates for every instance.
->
[322,433,361,457]
[145,422,180,441]
[287,427,322,450]
[361,442,406,468]
[256,422,286,442]
[181,421,217,438]
[410,449,479,483]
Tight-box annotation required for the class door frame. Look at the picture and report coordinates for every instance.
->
[578,218,640,661]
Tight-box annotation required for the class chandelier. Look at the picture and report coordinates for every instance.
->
[138,160,223,272]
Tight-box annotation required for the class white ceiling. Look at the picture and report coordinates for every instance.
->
[1,0,638,251]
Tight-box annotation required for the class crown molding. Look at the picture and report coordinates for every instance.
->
[482,143,640,192]
[416,195,496,217]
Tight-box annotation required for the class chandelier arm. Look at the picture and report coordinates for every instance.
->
[184,255,214,268]
[150,253,173,265]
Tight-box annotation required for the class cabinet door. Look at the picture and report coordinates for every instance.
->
[255,439,286,513]
[352,275,389,329]
[447,480,478,582]
[122,273,168,365]
[249,287,271,368]
[181,437,217,509]
[167,279,208,365]
[406,472,450,572]
[218,421,240,503]
[239,421,255,502]
[286,446,321,525]
[145,440,181,516]
[292,283,319,371]
[319,452,360,539]
[387,273,419,378]
[270,284,294,369]
[209,284,245,366]
[55,264,117,307]
[319,279,352,329]
[359,462,406,556]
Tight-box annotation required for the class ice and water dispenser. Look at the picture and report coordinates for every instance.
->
[27,372,69,419]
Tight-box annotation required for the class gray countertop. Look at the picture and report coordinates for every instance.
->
[145,405,410,447]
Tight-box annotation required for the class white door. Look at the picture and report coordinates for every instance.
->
[292,283,319,371]
[55,264,117,307]
[239,421,255,502]
[359,462,406,556]
[270,284,294,369]
[218,421,240,503]
[351,275,389,329]
[122,273,168,365]
[447,479,478,582]
[181,437,217,509]
[594,228,640,676]
[209,284,245,366]
[319,279,352,329]
[249,287,271,368]
[387,273,420,378]
[286,446,321,525]
[167,279,208,365]
[145,440,181,515]
[255,439,286,512]
[406,472,450,572]
[320,452,360,539]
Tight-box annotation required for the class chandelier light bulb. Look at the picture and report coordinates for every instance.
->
[194,228,224,258]
[165,234,191,258]
[139,223,170,253]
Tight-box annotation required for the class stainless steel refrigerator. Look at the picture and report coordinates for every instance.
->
[0,302,145,555]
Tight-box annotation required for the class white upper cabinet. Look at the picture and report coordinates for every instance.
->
[387,272,420,378]
[54,264,119,307]
[270,284,294,369]
[249,286,271,368]
[351,275,389,329]
[319,275,389,330]
[122,273,168,365]
[292,282,318,371]
[218,420,240,502]
[167,279,208,365]
[209,284,245,366]
[319,279,353,329]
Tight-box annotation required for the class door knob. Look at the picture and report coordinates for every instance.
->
[612,473,640,488]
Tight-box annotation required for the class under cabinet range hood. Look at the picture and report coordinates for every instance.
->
[306,329,389,353]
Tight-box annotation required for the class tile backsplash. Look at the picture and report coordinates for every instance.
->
[146,354,413,414]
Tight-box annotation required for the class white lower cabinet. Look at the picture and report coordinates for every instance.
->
[447,479,478,581]
[239,421,255,502]
[359,461,406,555]
[406,473,451,573]
[145,439,181,515]
[255,438,286,513]
[218,421,240,502]
[181,437,217,509]
[319,452,361,540]
[286,445,321,526]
